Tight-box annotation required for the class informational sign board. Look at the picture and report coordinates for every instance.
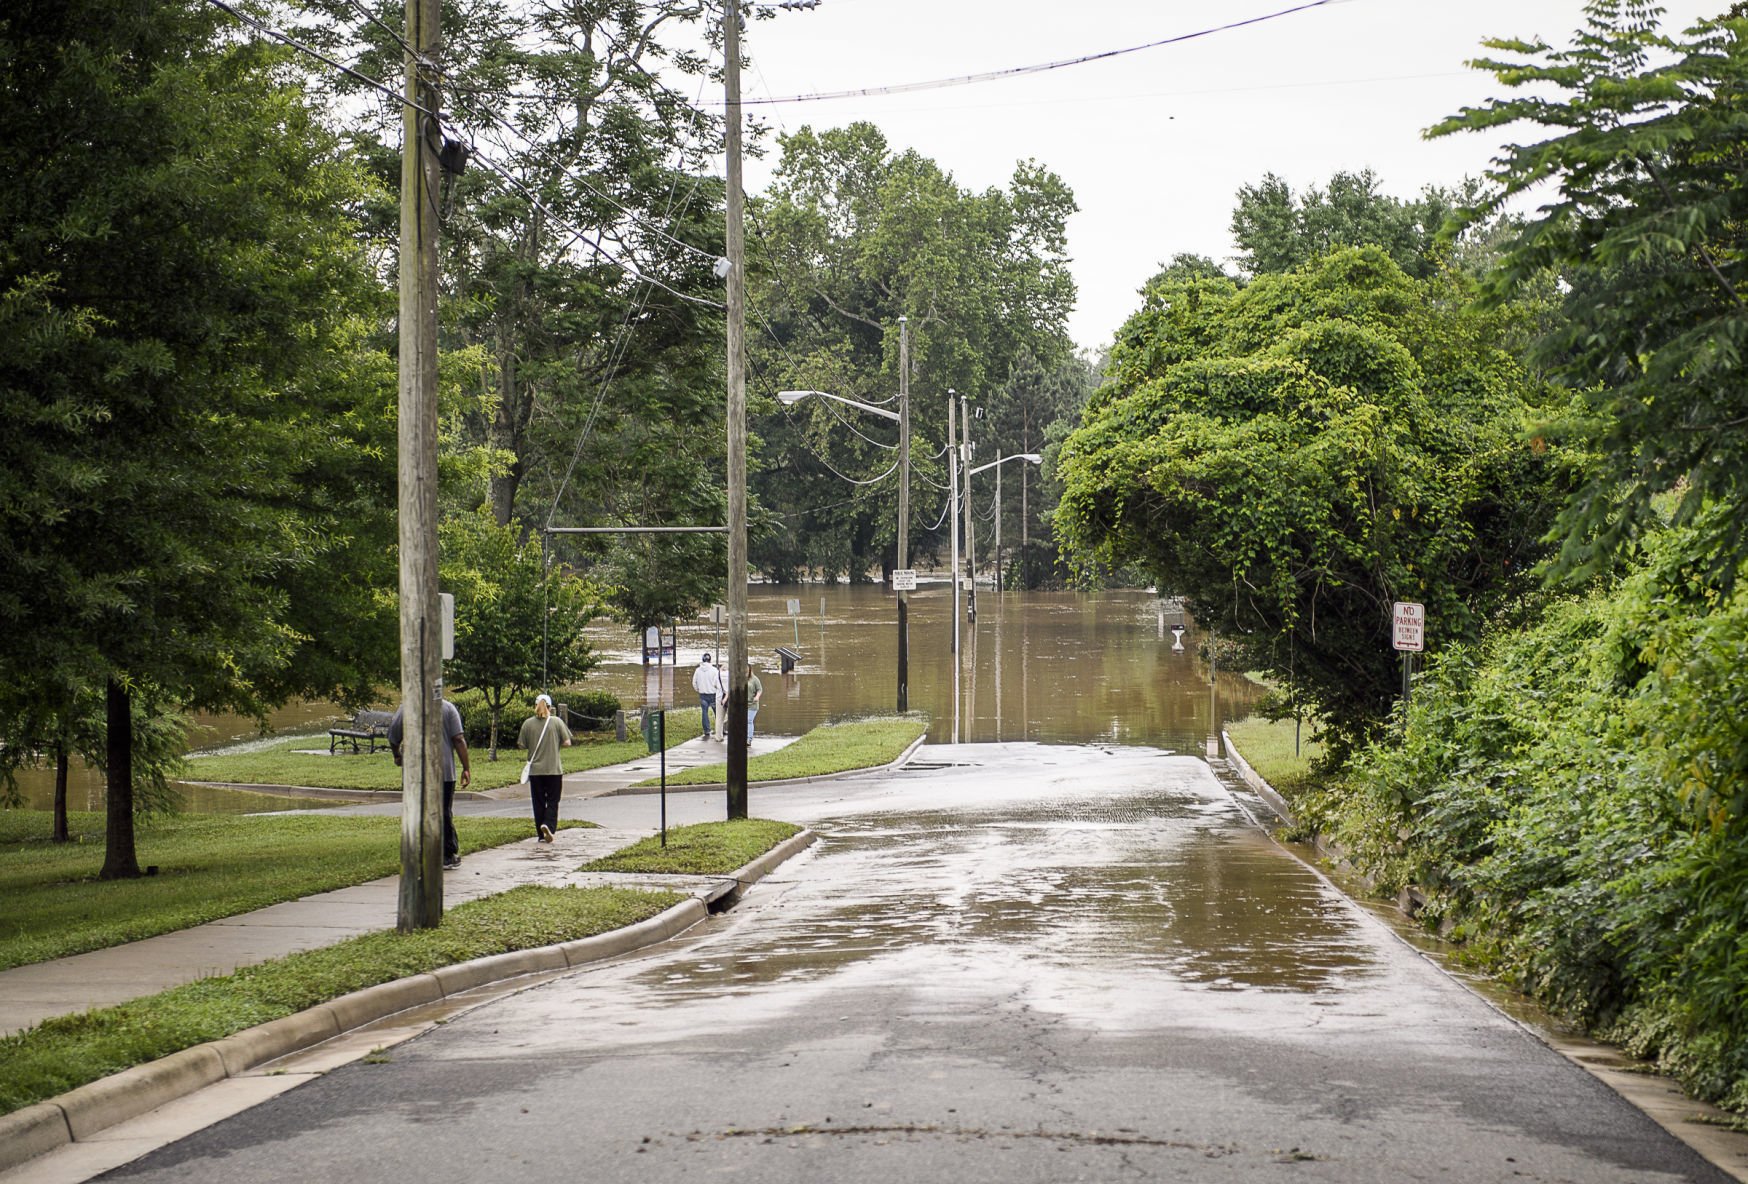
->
[786,598,802,616]
[710,604,725,624]
[1392,602,1425,652]
[891,569,917,591]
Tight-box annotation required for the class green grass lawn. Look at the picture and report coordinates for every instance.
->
[0,809,587,971]
[0,884,681,1117]
[633,715,927,787]
[186,713,703,792]
[580,819,803,876]
[1224,715,1323,796]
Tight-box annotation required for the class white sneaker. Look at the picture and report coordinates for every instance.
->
[538,824,553,843]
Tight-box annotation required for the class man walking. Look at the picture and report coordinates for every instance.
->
[692,653,719,739]
[387,698,472,870]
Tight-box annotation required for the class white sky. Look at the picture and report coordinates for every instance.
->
[732,0,1723,352]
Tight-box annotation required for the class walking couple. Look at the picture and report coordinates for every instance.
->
[692,653,763,742]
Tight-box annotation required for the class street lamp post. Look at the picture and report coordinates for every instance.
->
[970,453,1044,597]
[775,372,909,710]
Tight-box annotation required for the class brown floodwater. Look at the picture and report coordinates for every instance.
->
[583,584,1260,752]
[6,586,1257,814]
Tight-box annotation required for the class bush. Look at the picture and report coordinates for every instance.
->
[559,688,620,733]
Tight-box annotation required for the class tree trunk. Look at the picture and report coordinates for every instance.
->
[52,743,69,843]
[489,702,501,762]
[101,677,141,880]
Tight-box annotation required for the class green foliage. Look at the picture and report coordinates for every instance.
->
[580,819,802,876]
[1299,518,1748,1111]
[1057,247,1569,757]
[562,688,622,731]
[0,809,534,971]
[1231,170,1470,280]
[1431,3,1748,585]
[748,123,1085,581]
[0,884,680,1116]
[442,512,603,757]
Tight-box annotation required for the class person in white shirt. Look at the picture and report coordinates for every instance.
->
[691,653,719,738]
[714,659,730,740]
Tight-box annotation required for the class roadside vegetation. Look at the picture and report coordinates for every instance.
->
[1058,5,1748,1120]
[581,820,802,877]
[632,716,926,787]
[187,713,701,793]
[0,810,577,971]
[0,884,681,1118]
[1223,716,1322,798]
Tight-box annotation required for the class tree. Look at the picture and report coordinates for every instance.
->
[1430,3,1748,585]
[1231,170,1462,279]
[444,513,602,758]
[748,123,1079,580]
[1055,248,1571,757]
[0,1,394,876]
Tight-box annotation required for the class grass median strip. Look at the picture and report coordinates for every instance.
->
[186,714,703,792]
[0,884,681,1118]
[1223,716,1323,797]
[633,715,926,788]
[581,819,803,876]
[0,810,588,971]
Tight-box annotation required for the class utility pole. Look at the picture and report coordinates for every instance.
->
[396,0,444,930]
[947,390,960,655]
[896,316,910,713]
[961,392,976,623]
[994,460,1003,594]
[723,0,749,819]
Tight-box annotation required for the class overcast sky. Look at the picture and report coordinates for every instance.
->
[730,0,1723,353]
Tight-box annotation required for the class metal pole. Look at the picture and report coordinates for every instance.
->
[396,0,443,931]
[961,393,976,623]
[948,390,959,655]
[994,461,1002,594]
[896,316,910,713]
[658,710,667,847]
[723,0,749,818]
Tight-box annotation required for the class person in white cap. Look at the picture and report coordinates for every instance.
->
[517,693,573,843]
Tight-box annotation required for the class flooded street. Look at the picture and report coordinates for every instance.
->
[593,584,1262,748]
[106,745,1726,1184]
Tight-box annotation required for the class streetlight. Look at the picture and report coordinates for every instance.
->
[775,328,912,712]
[970,453,1043,594]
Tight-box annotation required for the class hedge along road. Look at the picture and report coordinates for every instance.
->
[89,744,1732,1184]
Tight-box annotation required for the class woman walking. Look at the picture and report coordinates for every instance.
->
[518,693,573,843]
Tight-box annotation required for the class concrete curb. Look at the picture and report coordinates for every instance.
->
[609,733,927,796]
[0,827,820,1176]
[0,891,697,1175]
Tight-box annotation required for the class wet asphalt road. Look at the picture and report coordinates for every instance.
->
[106,744,1727,1183]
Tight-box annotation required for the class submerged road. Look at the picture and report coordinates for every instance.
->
[107,745,1726,1183]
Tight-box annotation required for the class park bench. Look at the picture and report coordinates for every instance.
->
[328,709,395,754]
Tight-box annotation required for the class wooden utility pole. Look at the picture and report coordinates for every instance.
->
[896,316,910,713]
[396,0,444,930]
[723,0,749,818]
[961,392,976,623]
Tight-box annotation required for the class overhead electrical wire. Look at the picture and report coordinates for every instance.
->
[202,0,439,117]
[737,0,1349,105]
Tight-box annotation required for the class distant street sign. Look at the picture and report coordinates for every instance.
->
[891,569,917,591]
[787,598,801,616]
[1392,602,1425,652]
[710,604,726,624]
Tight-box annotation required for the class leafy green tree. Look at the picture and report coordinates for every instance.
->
[749,122,1079,580]
[0,0,393,876]
[1056,248,1570,756]
[444,513,602,758]
[1430,2,1748,585]
[1231,169,1463,279]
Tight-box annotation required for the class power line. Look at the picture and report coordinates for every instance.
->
[737,0,1349,105]
[202,0,439,119]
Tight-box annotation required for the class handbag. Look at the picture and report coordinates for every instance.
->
[522,715,552,784]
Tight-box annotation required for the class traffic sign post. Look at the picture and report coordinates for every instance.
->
[1392,602,1425,704]
[891,569,917,592]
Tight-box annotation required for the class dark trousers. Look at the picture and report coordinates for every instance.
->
[442,780,458,860]
[530,774,563,835]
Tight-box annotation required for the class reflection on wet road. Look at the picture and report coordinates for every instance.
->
[107,745,1729,1184]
